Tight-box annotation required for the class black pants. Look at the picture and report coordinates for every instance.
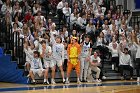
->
[63,59,68,71]
[111,57,119,67]
[57,9,64,29]
[136,58,140,77]
[119,65,133,77]
[97,46,109,68]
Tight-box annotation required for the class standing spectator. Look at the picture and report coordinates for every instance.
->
[133,41,140,81]
[106,37,119,70]
[57,0,65,28]
[66,37,81,84]
[1,0,12,15]
[33,2,41,15]
[39,40,55,85]
[24,9,34,24]
[50,31,65,84]
[63,2,71,25]
[12,1,22,17]
[77,13,87,35]
[70,9,78,30]
[80,35,92,82]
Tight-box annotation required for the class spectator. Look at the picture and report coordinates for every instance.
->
[39,40,55,85]
[80,35,92,82]
[24,39,35,73]
[63,2,71,24]
[70,9,78,30]
[87,52,101,82]
[106,37,119,70]
[118,44,133,80]
[24,9,34,24]
[77,13,87,34]
[50,32,65,84]
[66,37,81,84]
[86,19,96,34]
[56,0,65,27]
[33,2,41,15]
[133,41,140,81]
[28,51,44,84]
[1,0,12,15]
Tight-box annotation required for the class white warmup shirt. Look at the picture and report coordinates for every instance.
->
[39,45,52,61]
[50,31,64,61]
[119,51,132,66]
[24,47,34,62]
[57,1,64,10]
[63,7,71,17]
[26,52,43,70]
[108,42,119,57]
[77,17,86,27]
[134,42,140,58]
[90,55,101,67]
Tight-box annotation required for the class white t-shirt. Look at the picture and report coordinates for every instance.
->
[24,47,34,62]
[90,55,101,67]
[108,42,119,57]
[119,51,132,66]
[134,43,140,58]
[39,45,52,61]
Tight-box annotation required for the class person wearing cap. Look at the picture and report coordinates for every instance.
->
[39,40,55,85]
[87,52,101,83]
[80,35,92,82]
[65,37,81,84]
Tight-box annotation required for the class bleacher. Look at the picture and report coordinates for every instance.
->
[0,0,139,84]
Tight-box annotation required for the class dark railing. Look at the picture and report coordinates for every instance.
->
[0,18,25,67]
[109,0,116,6]
[12,31,25,66]
[129,16,140,28]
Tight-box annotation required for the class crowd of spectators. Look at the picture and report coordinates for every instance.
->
[0,0,140,84]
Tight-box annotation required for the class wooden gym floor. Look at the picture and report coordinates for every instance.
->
[0,80,140,93]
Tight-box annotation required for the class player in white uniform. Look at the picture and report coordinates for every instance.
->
[27,51,44,84]
[80,35,92,82]
[24,39,35,72]
[50,31,65,84]
[39,40,55,85]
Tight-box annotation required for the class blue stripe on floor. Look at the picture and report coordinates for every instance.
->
[0,82,140,92]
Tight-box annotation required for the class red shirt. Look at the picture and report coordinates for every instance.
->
[24,13,34,23]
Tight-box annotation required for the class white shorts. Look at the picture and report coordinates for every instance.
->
[30,69,44,77]
[52,59,63,67]
[44,60,54,68]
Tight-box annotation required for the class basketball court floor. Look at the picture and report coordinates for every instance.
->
[0,80,140,93]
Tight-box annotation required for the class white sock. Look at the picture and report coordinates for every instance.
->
[112,64,114,70]
[44,79,47,82]
[33,80,35,82]
[63,78,65,82]
[51,78,54,81]
[77,78,80,81]
[66,77,69,81]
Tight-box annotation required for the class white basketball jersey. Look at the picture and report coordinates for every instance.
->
[81,42,91,57]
